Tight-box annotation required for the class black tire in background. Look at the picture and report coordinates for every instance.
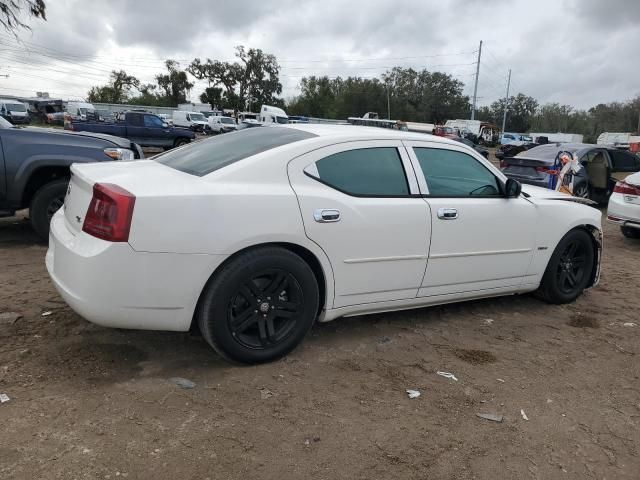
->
[621,226,640,239]
[537,229,595,304]
[197,246,319,364]
[30,178,68,240]
[174,138,189,148]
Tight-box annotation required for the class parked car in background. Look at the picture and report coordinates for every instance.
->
[500,132,533,145]
[496,141,537,161]
[501,143,640,203]
[607,172,640,238]
[47,125,602,364]
[259,104,288,124]
[208,115,237,133]
[0,98,30,124]
[172,110,210,133]
[0,115,143,238]
[433,125,459,139]
[66,101,97,121]
[237,119,263,129]
[453,136,489,158]
[46,111,66,126]
[67,111,194,149]
[95,109,116,123]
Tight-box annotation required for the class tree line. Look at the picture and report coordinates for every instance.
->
[85,45,640,143]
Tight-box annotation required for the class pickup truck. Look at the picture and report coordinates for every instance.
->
[67,111,195,149]
[0,116,144,239]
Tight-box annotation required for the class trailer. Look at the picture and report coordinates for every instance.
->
[529,132,584,144]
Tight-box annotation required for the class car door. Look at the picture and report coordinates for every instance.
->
[287,140,431,308]
[609,150,640,180]
[143,114,170,147]
[403,140,537,297]
[125,113,145,145]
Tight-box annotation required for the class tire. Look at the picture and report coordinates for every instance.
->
[573,183,590,199]
[621,226,640,239]
[537,229,595,304]
[30,179,68,240]
[174,138,189,148]
[197,247,319,364]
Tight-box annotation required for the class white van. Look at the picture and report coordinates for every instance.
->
[259,105,288,124]
[208,115,237,134]
[172,110,209,132]
[66,102,97,121]
[0,98,30,124]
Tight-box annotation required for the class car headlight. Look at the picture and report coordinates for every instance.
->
[104,148,135,161]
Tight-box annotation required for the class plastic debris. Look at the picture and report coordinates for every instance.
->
[0,393,10,403]
[520,409,529,421]
[483,318,494,326]
[623,322,637,327]
[169,377,196,389]
[436,371,458,382]
[41,311,52,317]
[497,378,505,383]
[406,389,421,399]
[476,413,503,422]
[0,312,22,324]
[260,388,274,399]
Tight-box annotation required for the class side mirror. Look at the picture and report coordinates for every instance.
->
[505,178,522,198]
[162,122,169,128]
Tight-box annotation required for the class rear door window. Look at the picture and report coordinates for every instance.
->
[306,147,409,196]
[610,150,640,172]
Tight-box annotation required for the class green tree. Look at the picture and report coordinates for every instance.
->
[200,86,223,109]
[491,93,538,132]
[87,70,139,104]
[155,60,193,107]
[188,46,282,111]
[1,0,46,33]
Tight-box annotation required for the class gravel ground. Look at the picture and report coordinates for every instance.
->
[1,208,639,480]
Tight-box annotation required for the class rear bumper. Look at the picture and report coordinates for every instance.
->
[46,210,228,332]
[607,192,640,229]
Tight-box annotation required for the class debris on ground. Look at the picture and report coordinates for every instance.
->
[41,311,52,317]
[497,378,505,383]
[623,322,637,327]
[476,413,503,422]
[377,336,391,344]
[0,393,10,403]
[483,318,494,326]
[260,388,274,399]
[436,371,458,381]
[0,312,22,324]
[169,377,196,389]
[406,389,421,399]
[520,409,529,421]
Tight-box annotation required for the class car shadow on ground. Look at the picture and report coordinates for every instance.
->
[0,212,43,247]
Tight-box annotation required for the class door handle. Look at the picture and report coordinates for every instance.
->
[314,209,341,223]
[437,207,458,220]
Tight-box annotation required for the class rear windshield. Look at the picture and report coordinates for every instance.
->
[154,126,317,176]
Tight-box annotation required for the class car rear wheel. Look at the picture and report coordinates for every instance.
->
[573,183,590,199]
[621,226,640,239]
[197,247,319,364]
[537,229,595,304]
[30,179,68,240]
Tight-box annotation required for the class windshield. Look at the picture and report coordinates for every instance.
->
[155,127,316,176]
[78,108,95,115]
[0,116,14,128]
[189,113,205,122]
[516,143,587,160]
[7,103,26,112]
[221,117,235,124]
[276,116,288,124]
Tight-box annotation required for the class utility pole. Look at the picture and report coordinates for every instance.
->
[387,88,390,120]
[471,40,482,120]
[501,69,512,133]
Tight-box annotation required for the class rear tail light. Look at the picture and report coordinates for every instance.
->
[536,166,557,175]
[613,181,640,196]
[499,160,507,169]
[82,183,135,242]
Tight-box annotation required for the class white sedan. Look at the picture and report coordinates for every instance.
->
[607,172,640,238]
[47,125,603,363]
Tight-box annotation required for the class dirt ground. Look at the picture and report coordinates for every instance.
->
[1,209,639,480]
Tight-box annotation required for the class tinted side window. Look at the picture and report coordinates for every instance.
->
[414,147,501,196]
[310,148,409,196]
[127,114,143,127]
[144,115,163,127]
[610,151,639,172]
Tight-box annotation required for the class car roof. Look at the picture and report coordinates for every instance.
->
[515,142,597,161]
[283,123,464,147]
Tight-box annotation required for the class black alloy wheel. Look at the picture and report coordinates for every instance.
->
[555,239,588,295]
[197,246,319,364]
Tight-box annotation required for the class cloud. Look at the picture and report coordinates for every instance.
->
[0,0,637,109]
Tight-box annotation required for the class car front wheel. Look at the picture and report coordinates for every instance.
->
[621,226,640,239]
[197,246,319,364]
[537,229,595,304]
[30,179,68,240]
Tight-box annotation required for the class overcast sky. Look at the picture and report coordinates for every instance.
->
[0,0,638,111]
